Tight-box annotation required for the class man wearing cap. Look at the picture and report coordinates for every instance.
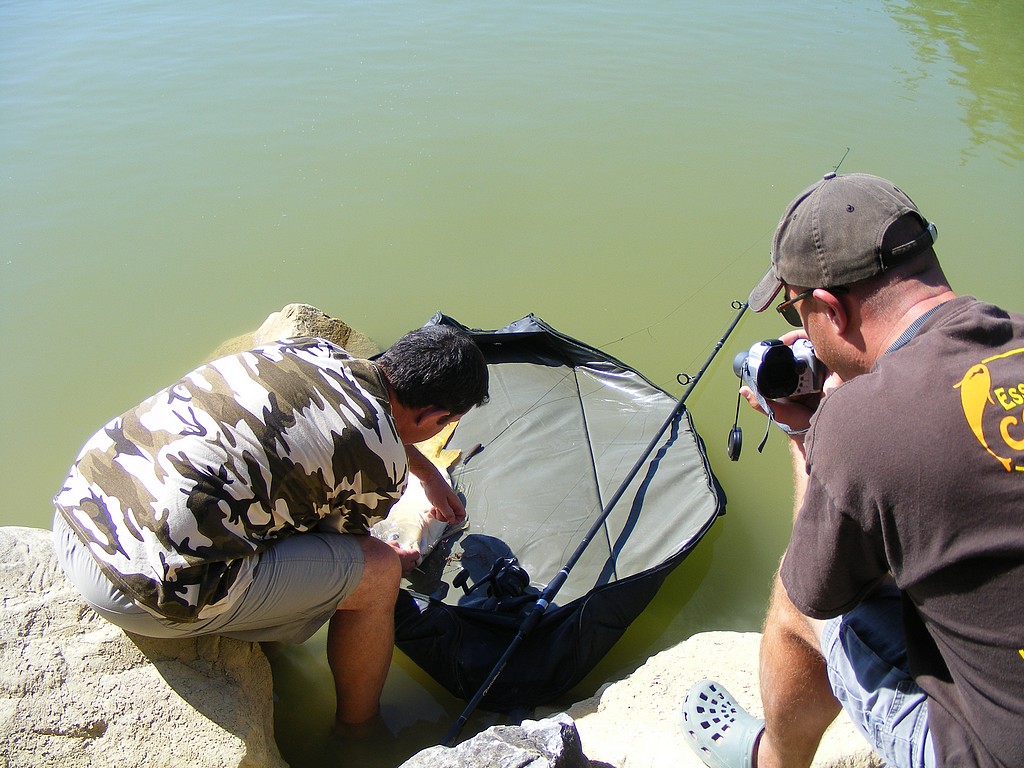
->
[682,173,1023,768]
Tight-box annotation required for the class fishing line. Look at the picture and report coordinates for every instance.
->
[457,366,647,555]
[598,229,769,353]
[453,369,577,480]
[602,149,850,359]
[454,358,640,477]
[450,369,612,557]
[451,225,768,469]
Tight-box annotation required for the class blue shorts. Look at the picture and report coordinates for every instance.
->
[821,583,936,768]
[53,511,364,644]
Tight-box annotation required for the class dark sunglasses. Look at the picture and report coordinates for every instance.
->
[775,286,848,327]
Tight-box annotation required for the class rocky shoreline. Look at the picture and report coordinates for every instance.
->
[0,524,878,767]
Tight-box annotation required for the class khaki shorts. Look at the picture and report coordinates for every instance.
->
[53,511,365,644]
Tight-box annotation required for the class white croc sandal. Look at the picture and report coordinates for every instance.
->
[682,679,765,768]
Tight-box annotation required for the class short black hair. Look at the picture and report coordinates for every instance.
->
[376,325,489,415]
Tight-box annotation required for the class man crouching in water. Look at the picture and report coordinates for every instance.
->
[52,324,489,732]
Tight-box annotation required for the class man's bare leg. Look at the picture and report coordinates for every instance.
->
[755,569,841,768]
[327,535,401,729]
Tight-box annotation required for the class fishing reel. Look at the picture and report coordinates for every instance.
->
[453,556,531,602]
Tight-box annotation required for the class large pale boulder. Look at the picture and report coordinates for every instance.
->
[0,526,287,768]
[209,303,382,360]
[548,631,882,768]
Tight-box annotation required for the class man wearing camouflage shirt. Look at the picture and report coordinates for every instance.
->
[52,324,489,729]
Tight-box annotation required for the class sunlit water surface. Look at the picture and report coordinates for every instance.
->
[2,1,1020,766]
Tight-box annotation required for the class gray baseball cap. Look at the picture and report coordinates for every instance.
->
[749,172,938,312]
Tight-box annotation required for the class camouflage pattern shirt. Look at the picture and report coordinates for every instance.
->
[54,338,408,623]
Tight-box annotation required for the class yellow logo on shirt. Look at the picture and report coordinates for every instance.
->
[954,348,1024,473]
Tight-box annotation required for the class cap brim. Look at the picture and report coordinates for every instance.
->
[748,267,783,312]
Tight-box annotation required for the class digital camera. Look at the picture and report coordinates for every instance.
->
[733,338,826,401]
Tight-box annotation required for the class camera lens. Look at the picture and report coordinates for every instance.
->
[755,345,799,399]
[732,350,749,377]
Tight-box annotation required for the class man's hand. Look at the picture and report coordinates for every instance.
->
[387,542,421,576]
[740,383,819,436]
[406,445,467,524]
[421,477,467,524]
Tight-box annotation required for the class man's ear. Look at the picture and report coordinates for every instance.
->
[814,288,849,335]
[413,406,454,427]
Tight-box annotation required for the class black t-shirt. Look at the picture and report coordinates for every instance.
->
[782,297,1024,767]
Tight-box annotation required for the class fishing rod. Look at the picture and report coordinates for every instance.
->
[441,299,749,747]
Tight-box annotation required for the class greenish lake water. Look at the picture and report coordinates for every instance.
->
[2,1,1020,765]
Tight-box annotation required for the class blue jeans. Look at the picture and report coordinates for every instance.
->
[820,583,936,768]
